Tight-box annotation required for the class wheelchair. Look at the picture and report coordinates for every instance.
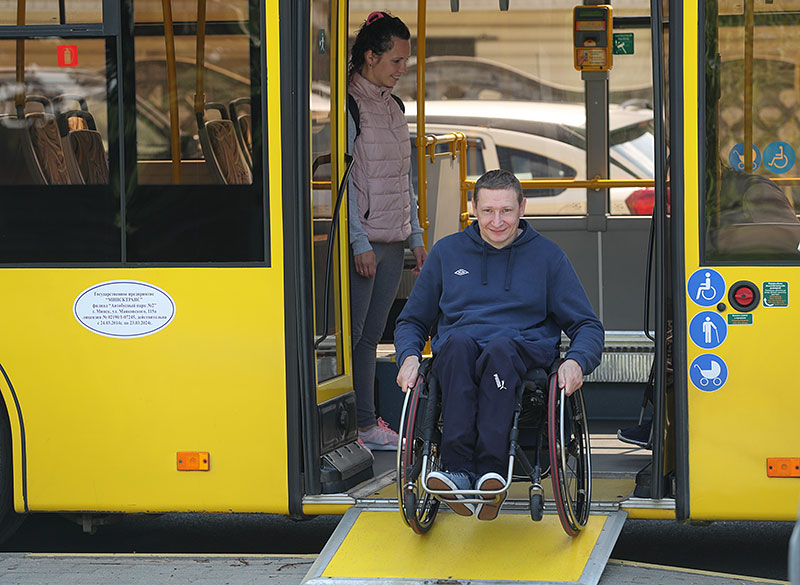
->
[396,358,591,537]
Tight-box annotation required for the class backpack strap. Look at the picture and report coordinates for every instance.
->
[347,94,361,137]
[347,93,405,138]
[391,94,405,113]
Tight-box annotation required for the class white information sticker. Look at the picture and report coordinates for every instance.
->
[73,280,176,338]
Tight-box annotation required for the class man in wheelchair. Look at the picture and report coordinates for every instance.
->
[395,169,603,521]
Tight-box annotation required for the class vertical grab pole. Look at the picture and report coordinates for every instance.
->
[195,0,207,128]
[416,0,430,248]
[650,0,668,500]
[743,0,754,173]
[161,0,181,184]
[15,0,25,119]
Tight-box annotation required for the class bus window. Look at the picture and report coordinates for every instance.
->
[0,1,102,25]
[704,1,800,262]
[0,37,118,262]
[125,0,266,263]
[133,2,254,185]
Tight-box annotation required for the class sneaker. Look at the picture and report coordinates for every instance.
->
[475,472,507,521]
[426,470,474,517]
[358,418,399,451]
[357,437,373,458]
[617,420,652,449]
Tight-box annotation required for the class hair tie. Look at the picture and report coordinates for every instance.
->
[366,11,385,26]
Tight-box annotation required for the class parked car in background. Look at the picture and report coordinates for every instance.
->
[407,99,655,215]
[395,56,653,108]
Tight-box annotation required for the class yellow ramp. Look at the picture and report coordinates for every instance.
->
[303,507,627,585]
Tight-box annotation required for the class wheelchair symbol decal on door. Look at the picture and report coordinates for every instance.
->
[689,311,727,349]
[687,268,725,307]
[690,354,728,392]
[763,141,795,174]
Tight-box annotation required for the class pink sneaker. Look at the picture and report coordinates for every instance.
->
[357,437,373,457]
[359,418,399,451]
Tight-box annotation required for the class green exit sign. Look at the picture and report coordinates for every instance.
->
[613,33,634,55]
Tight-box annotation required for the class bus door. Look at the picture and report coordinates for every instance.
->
[302,0,374,502]
[676,0,800,522]
[401,2,671,508]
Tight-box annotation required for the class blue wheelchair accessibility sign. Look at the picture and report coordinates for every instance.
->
[687,268,725,307]
[763,141,795,174]
[690,354,728,392]
[689,311,727,349]
[729,142,761,172]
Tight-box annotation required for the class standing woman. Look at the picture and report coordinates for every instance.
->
[348,11,426,451]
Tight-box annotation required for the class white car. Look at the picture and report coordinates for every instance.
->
[406,100,655,215]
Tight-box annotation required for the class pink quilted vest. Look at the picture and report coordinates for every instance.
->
[348,73,412,243]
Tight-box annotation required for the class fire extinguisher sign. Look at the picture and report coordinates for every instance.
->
[57,45,78,67]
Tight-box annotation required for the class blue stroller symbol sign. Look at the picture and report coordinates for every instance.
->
[690,354,728,391]
[729,142,761,172]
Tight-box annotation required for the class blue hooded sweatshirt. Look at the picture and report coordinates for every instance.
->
[394,220,604,376]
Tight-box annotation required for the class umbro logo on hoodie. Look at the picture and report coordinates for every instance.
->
[454,268,469,276]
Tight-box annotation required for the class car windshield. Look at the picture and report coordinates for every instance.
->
[609,123,655,178]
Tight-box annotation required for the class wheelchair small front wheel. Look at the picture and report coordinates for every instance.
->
[529,485,544,522]
[397,378,440,534]
[548,377,592,537]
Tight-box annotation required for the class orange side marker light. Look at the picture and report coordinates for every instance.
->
[766,458,800,478]
[177,451,210,471]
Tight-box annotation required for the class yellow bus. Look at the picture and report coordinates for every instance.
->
[0,0,798,581]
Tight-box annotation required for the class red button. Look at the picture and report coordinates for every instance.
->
[735,286,754,305]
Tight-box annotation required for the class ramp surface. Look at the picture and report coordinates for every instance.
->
[303,507,627,585]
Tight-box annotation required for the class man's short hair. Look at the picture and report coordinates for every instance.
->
[472,169,523,205]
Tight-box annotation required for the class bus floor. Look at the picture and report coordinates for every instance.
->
[365,420,651,505]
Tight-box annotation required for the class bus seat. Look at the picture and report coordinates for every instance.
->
[229,97,253,169]
[56,110,109,185]
[24,95,73,185]
[69,128,110,184]
[712,167,800,257]
[55,95,108,184]
[199,103,252,185]
[26,112,72,185]
[0,114,47,184]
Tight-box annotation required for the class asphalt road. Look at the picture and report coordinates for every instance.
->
[0,513,793,581]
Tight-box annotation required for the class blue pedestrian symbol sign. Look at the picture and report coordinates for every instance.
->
[729,142,761,172]
[687,268,725,307]
[689,311,727,349]
[690,354,728,392]
[763,141,795,174]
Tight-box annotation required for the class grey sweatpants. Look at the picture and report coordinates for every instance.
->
[350,241,405,428]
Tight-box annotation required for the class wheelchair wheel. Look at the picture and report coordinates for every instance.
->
[529,485,544,522]
[396,376,440,534]
[548,375,592,537]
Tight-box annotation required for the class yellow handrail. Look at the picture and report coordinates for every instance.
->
[466,178,656,190]
[418,132,470,234]
[15,0,25,118]
[161,0,181,183]
[416,0,429,244]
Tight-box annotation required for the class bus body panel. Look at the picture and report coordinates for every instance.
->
[0,268,291,514]
[686,267,800,520]
[2,0,297,516]
[682,0,800,521]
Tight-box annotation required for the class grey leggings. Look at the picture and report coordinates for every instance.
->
[350,241,405,428]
